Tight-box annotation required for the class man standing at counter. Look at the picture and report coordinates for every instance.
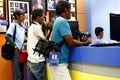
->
[48,1,91,80]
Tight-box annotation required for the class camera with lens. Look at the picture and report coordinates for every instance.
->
[73,30,91,41]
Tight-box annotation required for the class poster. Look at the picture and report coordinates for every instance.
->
[8,1,29,27]
[47,0,68,10]
[31,0,46,13]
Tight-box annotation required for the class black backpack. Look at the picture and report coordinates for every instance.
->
[33,37,62,58]
[1,44,15,60]
[33,26,64,58]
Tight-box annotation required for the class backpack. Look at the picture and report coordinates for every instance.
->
[33,37,62,58]
[32,25,64,58]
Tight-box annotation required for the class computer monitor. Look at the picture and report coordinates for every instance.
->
[68,21,79,39]
[110,13,120,41]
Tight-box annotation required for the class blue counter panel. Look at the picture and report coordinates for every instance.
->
[69,46,120,67]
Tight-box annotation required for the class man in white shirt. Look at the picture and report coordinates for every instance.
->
[27,9,47,80]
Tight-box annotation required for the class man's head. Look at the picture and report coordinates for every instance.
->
[95,27,104,38]
[13,9,25,20]
[55,1,71,19]
[32,8,44,24]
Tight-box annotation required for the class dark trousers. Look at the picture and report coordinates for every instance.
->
[12,52,24,80]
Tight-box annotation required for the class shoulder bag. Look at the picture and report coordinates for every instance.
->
[1,25,16,60]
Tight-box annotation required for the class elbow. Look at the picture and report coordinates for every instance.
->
[5,34,11,41]
[5,34,8,40]
[67,41,76,48]
[5,34,12,42]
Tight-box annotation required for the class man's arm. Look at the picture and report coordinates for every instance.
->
[64,34,91,48]
[5,34,16,47]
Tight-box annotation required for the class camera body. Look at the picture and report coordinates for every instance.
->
[79,31,91,38]
[73,30,91,41]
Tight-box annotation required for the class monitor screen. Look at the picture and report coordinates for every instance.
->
[110,13,120,41]
[68,21,79,39]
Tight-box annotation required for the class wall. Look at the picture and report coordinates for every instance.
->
[85,0,120,42]
[0,55,12,80]
[0,34,13,80]
[46,0,87,32]
[76,0,86,32]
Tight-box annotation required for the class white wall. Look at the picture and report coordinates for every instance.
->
[85,0,120,42]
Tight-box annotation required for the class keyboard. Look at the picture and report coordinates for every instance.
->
[91,43,120,47]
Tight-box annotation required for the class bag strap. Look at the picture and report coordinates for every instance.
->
[45,25,65,47]
[46,28,52,40]
[13,24,16,42]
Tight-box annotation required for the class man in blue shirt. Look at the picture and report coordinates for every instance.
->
[48,1,91,80]
[5,9,26,80]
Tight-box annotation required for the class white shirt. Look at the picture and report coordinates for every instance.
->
[90,37,103,45]
[27,22,45,63]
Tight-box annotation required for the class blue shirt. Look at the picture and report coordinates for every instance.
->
[6,22,25,49]
[52,17,72,64]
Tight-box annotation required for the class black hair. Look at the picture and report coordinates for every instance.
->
[95,27,104,36]
[32,9,44,21]
[13,9,24,20]
[55,1,71,15]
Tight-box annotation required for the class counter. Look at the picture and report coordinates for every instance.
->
[69,46,120,67]
[69,46,120,80]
